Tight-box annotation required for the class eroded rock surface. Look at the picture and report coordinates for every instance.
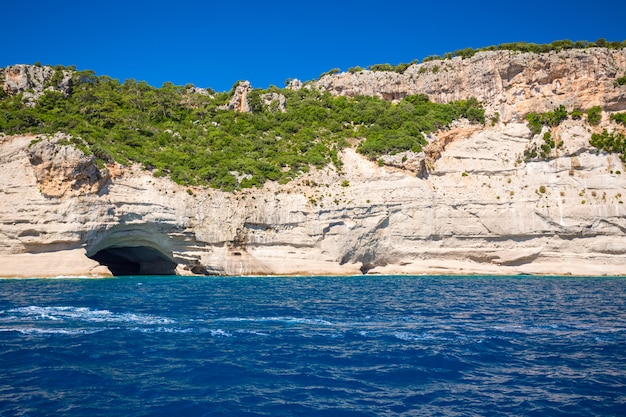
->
[1,64,73,105]
[221,80,252,112]
[28,135,108,197]
[1,49,626,277]
[315,48,626,122]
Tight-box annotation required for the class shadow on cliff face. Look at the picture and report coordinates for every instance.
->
[86,225,178,276]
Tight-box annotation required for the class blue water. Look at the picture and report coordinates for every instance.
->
[1,275,626,416]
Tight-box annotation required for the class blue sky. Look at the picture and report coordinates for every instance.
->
[2,1,625,92]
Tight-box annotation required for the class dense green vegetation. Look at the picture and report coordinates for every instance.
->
[355,95,484,156]
[0,67,484,191]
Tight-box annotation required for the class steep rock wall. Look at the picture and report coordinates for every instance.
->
[1,49,626,277]
[1,119,625,277]
[315,48,626,122]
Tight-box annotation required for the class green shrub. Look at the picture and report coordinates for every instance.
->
[318,68,340,79]
[551,105,569,126]
[590,129,626,157]
[587,106,602,125]
[526,113,544,135]
[368,60,417,73]
[356,96,484,157]
[523,129,560,161]
[610,112,626,125]
[525,105,569,135]
[570,109,583,120]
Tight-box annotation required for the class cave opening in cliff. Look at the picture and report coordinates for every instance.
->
[85,224,180,276]
[89,246,178,276]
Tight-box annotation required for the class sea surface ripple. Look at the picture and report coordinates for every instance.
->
[1,275,625,416]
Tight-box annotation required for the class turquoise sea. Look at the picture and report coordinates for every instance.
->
[1,275,625,416]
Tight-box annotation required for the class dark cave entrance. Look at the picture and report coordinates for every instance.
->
[89,246,178,276]
[86,225,179,276]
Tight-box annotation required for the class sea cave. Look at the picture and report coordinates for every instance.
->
[86,225,178,276]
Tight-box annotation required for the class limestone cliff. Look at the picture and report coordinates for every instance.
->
[315,48,626,121]
[1,49,626,277]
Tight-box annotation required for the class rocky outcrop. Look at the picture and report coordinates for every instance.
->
[260,92,286,113]
[222,81,252,112]
[286,78,303,90]
[27,135,108,197]
[1,49,626,277]
[315,48,626,122]
[1,64,73,105]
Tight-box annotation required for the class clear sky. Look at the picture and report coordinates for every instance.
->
[2,0,625,92]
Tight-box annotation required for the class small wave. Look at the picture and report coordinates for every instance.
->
[129,326,194,334]
[0,327,102,335]
[217,317,333,326]
[393,331,436,342]
[5,306,174,325]
[202,328,232,337]
[236,329,271,337]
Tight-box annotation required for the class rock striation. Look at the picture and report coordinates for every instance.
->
[1,48,626,277]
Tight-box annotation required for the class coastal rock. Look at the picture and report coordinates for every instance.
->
[27,135,108,197]
[1,49,626,277]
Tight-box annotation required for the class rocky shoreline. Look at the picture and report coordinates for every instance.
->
[1,122,625,278]
[1,48,625,277]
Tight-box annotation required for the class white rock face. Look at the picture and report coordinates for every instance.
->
[1,64,73,105]
[221,80,252,112]
[28,135,108,197]
[260,92,286,112]
[1,50,626,277]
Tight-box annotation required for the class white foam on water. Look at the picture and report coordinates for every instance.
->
[129,326,194,334]
[217,316,333,326]
[393,331,435,342]
[208,329,232,337]
[5,306,174,325]
[0,327,102,335]
[236,329,271,337]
